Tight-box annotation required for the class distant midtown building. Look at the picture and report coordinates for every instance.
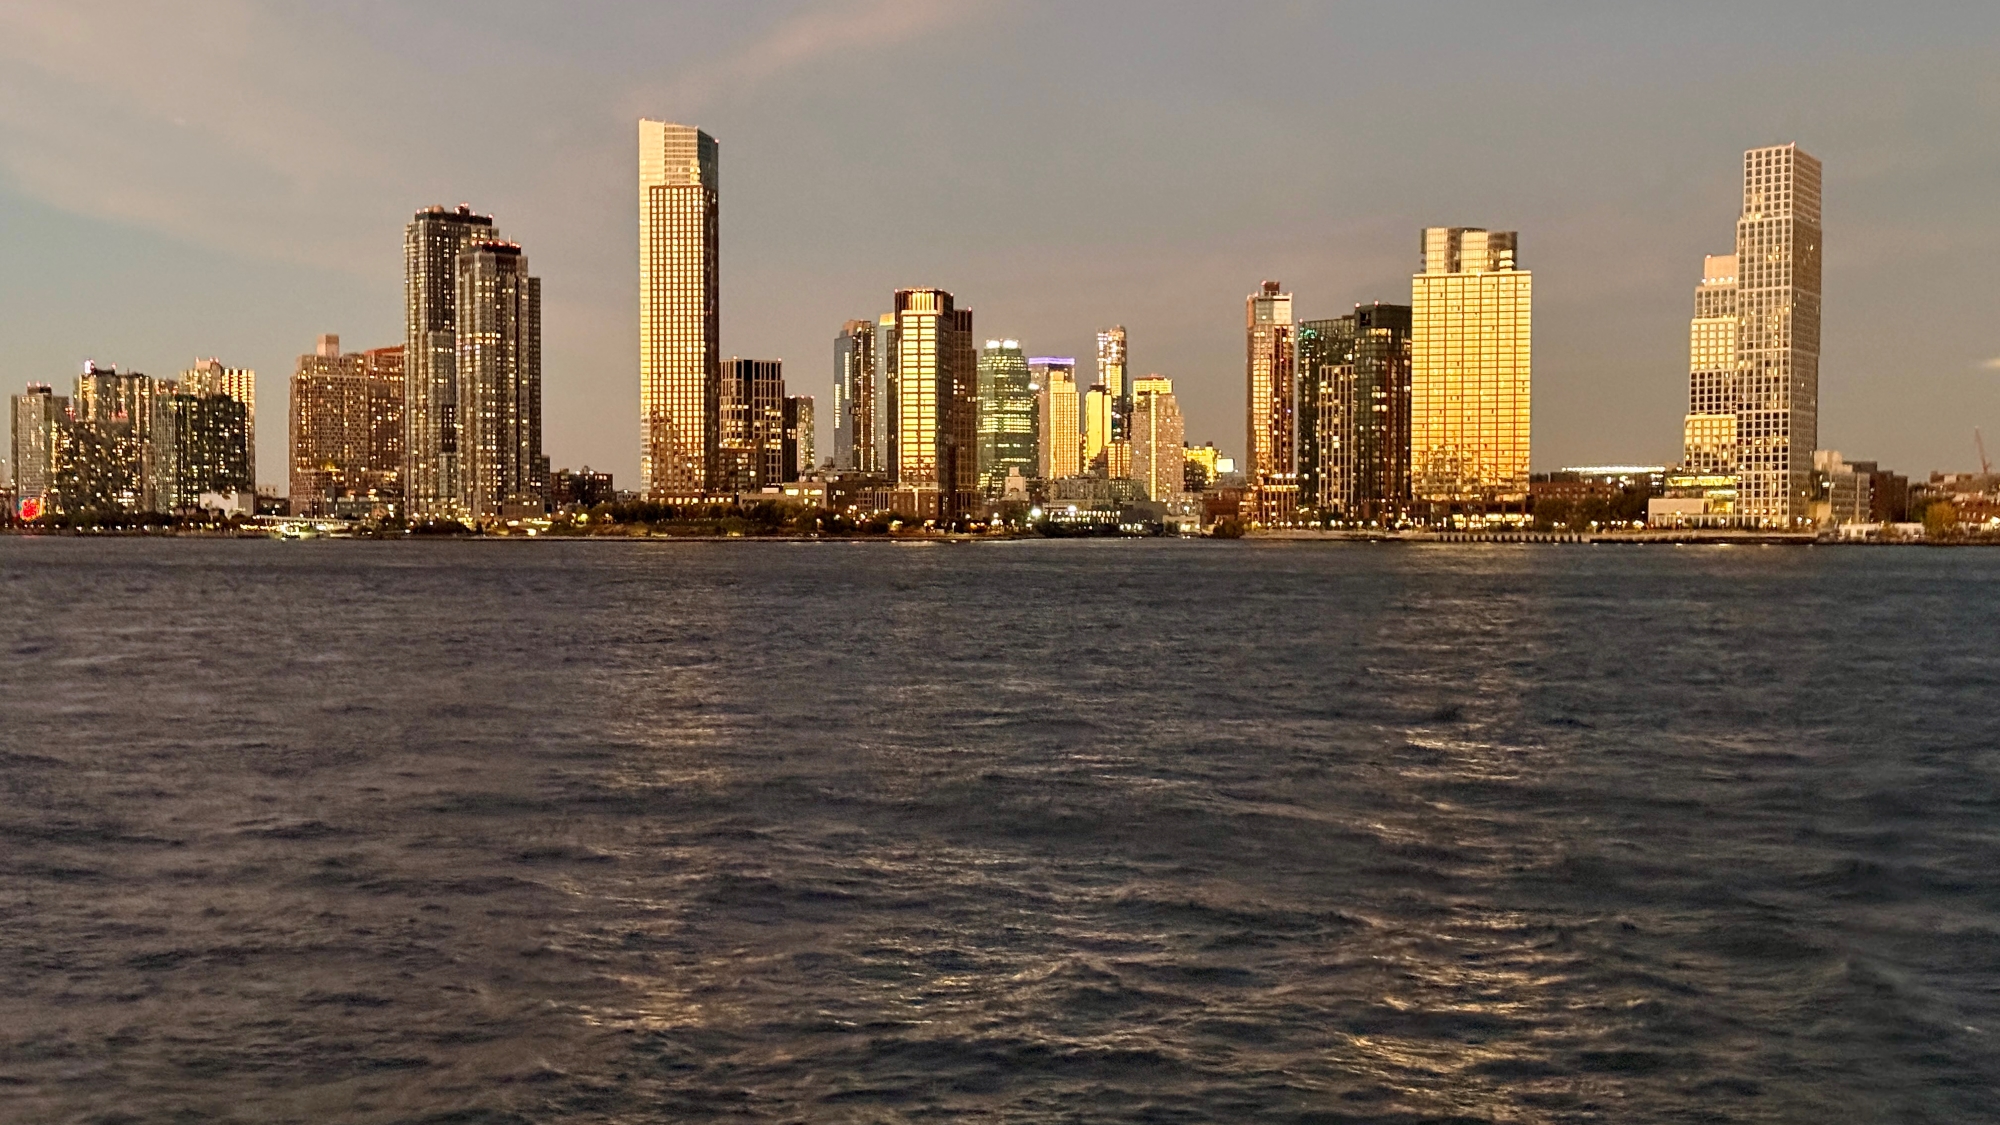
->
[178,359,256,482]
[455,241,545,518]
[403,203,496,519]
[1245,280,1297,523]
[884,288,977,518]
[717,358,784,494]
[638,119,720,498]
[290,334,404,517]
[977,339,1036,496]
[784,395,814,480]
[1129,375,1185,502]
[1411,227,1531,512]
[833,319,880,473]
[1096,326,1128,434]
[9,384,67,513]
[1084,385,1114,475]
[1034,357,1080,481]
[1183,441,1221,493]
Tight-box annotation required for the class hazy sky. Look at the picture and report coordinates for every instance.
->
[4,1,1999,489]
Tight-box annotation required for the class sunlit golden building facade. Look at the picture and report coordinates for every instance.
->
[1411,228,1531,511]
[1731,144,1821,525]
[886,288,977,518]
[1682,254,1739,475]
[1096,326,1127,432]
[1129,375,1184,502]
[639,119,720,498]
[290,335,404,516]
[1245,280,1296,523]
[1034,358,1080,480]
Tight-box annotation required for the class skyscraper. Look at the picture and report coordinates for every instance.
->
[1295,317,1353,515]
[179,359,256,482]
[404,203,495,519]
[1034,358,1080,480]
[639,119,720,498]
[1731,144,1822,525]
[783,395,814,480]
[1096,326,1127,431]
[717,358,784,494]
[886,288,976,518]
[1682,254,1739,475]
[977,339,1037,496]
[290,334,404,515]
[1411,228,1531,513]
[1245,281,1296,523]
[833,319,879,473]
[1129,375,1185,503]
[1084,385,1113,475]
[10,384,67,513]
[455,241,544,517]
[166,391,251,510]
[70,362,170,513]
[1337,303,1413,522]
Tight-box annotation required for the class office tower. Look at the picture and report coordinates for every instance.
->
[290,335,405,516]
[1339,303,1414,521]
[10,385,67,511]
[886,288,976,517]
[456,241,544,517]
[1184,442,1221,492]
[833,319,879,472]
[166,392,251,510]
[1084,385,1113,474]
[1245,281,1296,522]
[1034,358,1080,480]
[179,359,256,481]
[69,363,169,513]
[717,359,784,493]
[1732,144,1822,524]
[977,339,1036,496]
[1295,317,1352,515]
[404,203,497,519]
[783,395,814,481]
[1096,326,1128,430]
[1411,228,1531,512]
[1682,254,1739,475]
[1130,375,1185,502]
[639,119,720,498]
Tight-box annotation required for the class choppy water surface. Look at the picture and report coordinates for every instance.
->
[2,538,1998,1123]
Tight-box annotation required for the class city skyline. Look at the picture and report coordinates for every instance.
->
[1,5,1997,489]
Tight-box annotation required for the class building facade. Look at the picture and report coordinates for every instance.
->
[717,358,785,494]
[1682,254,1740,476]
[1329,303,1413,522]
[290,335,405,516]
[783,395,814,480]
[69,363,170,514]
[166,392,251,510]
[833,319,879,473]
[1035,358,1080,481]
[1245,281,1297,522]
[1295,317,1352,517]
[1732,145,1822,525]
[455,241,544,517]
[179,359,256,482]
[639,119,720,498]
[1411,228,1531,512]
[10,385,67,513]
[1129,375,1185,503]
[886,288,976,518]
[977,339,1036,496]
[404,204,496,519]
[1096,326,1127,434]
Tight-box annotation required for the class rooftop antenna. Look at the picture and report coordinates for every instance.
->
[1980,428,1993,476]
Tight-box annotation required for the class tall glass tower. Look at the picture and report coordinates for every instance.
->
[1245,281,1296,523]
[1411,228,1531,514]
[404,204,495,519]
[638,119,719,499]
[1033,358,1079,481]
[833,319,879,473]
[977,339,1036,496]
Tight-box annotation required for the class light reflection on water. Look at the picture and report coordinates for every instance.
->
[1,538,1997,1122]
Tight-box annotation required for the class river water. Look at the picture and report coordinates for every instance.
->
[2,538,1996,1122]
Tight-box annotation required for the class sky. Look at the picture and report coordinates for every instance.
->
[3,0,1999,490]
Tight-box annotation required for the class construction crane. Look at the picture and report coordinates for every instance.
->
[1979,428,1993,476]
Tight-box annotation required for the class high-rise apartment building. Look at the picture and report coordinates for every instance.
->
[886,288,976,518]
[1316,304,1413,521]
[1034,358,1080,480]
[1682,254,1739,476]
[1411,228,1531,511]
[70,362,170,513]
[1096,326,1128,432]
[10,385,67,512]
[290,335,405,515]
[1730,144,1822,525]
[717,359,785,493]
[404,204,496,519]
[1245,281,1296,523]
[1295,317,1352,515]
[639,119,720,498]
[1084,385,1114,475]
[1130,375,1185,503]
[456,241,544,517]
[166,392,251,510]
[833,319,880,473]
[783,395,814,480]
[977,339,1036,496]
[179,359,256,482]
